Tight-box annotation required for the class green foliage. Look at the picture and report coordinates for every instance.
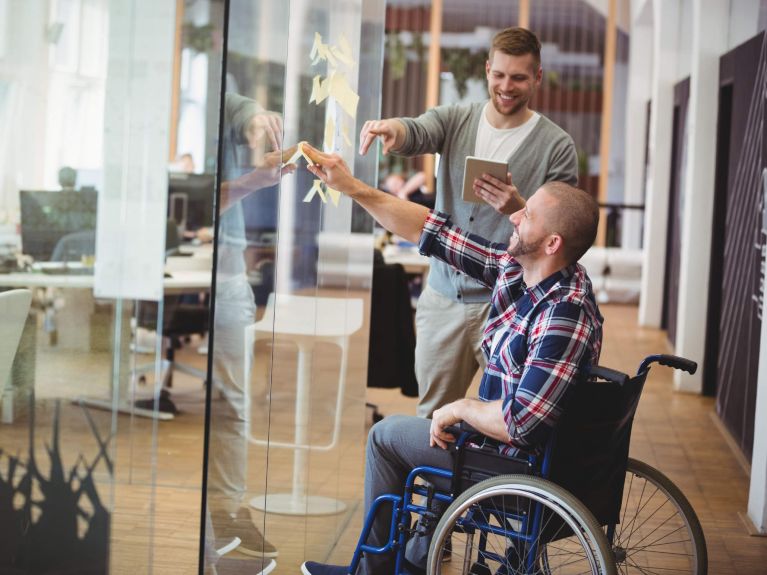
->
[386,32,408,80]
[183,23,214,54]
[441,48,486,99]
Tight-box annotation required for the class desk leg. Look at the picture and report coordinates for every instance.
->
[250,340,345,516]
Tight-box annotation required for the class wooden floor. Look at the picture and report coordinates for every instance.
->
[4,303,767,574]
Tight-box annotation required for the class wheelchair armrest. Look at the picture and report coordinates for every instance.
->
[445,421,532,496]
[588,365,630,386]
[445,422,491,447]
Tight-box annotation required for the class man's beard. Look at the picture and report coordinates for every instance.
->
[491,92,528,117]
[509,234,544,258]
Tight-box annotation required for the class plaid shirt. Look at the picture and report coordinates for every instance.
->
[419,211,603,456]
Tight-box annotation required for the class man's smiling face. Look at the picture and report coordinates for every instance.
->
[485,51,541,119]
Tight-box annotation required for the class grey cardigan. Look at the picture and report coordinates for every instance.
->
[397,101,578,303]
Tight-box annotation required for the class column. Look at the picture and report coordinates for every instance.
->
[637,0,680,327]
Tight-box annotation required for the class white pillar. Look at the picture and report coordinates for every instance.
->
[638,0,680,327]
[671,0,729,393]
[750,225,767,532]
[621,5,653,249]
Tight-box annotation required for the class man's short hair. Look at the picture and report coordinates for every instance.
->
[541,182,599,263]
[490,27,542,69]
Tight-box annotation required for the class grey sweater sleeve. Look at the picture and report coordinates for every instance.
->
[394,105,459,156]
[546,135,579,185]
[225,92,262,146]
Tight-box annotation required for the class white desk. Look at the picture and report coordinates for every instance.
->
[0,269,212,292]
[0,264,212,421]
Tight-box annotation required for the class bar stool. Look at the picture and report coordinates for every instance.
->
[245,292,364,515]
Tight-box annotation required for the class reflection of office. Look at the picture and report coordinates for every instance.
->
[19,190,98,262]
[168,172,216,234]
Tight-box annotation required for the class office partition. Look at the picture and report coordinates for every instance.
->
[0,0,382,572]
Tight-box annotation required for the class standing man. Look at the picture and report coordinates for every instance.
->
[358,27,578,418]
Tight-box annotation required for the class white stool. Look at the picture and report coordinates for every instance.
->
[246,292,364,515]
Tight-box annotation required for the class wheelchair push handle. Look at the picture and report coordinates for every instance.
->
[638,354,697,376]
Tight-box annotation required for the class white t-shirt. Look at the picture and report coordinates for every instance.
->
[474,104,540,162]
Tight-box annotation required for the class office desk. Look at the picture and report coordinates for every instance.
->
[0,269,212,293]
[0,265,212,421]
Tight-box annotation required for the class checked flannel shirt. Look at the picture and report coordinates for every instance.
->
[419,211,604,456]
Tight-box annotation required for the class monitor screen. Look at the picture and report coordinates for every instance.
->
[19,190,98,261]
[168,173,215,232]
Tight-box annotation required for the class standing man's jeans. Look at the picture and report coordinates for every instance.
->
[208,274,257,514]
[415,286,490,418]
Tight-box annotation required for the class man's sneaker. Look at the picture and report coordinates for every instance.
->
[300,561,349,575]
[212,508,278,558]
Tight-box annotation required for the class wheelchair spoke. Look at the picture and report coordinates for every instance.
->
[608,461,705,574]
[626,523,688,552]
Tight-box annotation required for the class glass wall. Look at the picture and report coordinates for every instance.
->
[202,0,384,572]
[0,0,383,573]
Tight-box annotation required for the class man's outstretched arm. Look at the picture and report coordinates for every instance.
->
[303,143,429,244]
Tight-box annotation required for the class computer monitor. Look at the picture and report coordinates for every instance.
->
[168,173,215,233]
[19,189,98,261]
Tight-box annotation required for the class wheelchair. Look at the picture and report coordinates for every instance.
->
[349,354,708,575]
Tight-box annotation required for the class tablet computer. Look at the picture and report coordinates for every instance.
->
[462,156,508,203]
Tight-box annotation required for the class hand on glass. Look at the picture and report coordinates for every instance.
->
[302,143,358,196]
[473,172,525,215]
[229,161,296,195]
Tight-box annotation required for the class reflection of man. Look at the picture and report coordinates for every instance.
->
[206,92,291,574]
[359,28,578,419]
[300,145,602,575]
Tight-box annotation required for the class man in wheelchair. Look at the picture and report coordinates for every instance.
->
[302,144,603,575]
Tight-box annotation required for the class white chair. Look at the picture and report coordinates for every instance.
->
[0,289,33,423]
[245,292,364,515]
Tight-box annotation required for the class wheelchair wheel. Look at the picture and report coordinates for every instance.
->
[609,458,707,574]
[427,474,616,575]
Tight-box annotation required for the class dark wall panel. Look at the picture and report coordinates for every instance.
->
[712,32,765,460]
[662,77,690,346]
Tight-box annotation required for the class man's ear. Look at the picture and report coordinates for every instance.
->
[545,233,563,255]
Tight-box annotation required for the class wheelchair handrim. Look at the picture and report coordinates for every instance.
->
[433,483,603,574]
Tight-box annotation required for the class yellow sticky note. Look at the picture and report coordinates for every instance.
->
[285,146,303,166]
[326,187,341,206]
[309,75,321,104]
[324,115,335,151]
[303,179,327,203]
[328,73,359,119]
[341,124,352,147]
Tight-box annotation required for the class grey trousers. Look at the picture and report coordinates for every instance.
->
[208,274,257,514]
[415,286,491,418]
[361,415,454,574]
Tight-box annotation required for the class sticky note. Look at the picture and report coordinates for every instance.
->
[328,73,359,119]
[303,179,327,203]
[324,115,335,151]
[341,124,352,147]
[326,187,342,206]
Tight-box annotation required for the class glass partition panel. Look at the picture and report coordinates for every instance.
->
[1,1,219,573]
[203,0,384,572]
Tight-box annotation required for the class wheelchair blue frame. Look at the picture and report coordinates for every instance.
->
[348,354,698,575]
